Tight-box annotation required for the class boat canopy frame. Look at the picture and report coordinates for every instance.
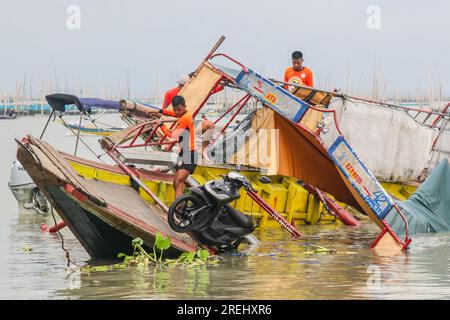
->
[40,93,122,160]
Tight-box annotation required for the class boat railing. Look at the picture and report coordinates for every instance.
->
[111,119,177,151]
[269,79,450,130]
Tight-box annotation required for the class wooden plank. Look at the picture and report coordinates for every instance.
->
[167,62,223,114]
[299,108,323,131]
[118,149,178,166]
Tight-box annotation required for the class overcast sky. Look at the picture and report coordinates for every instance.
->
[1,0,449,99]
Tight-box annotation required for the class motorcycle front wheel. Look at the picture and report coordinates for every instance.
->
[168,194,212,233]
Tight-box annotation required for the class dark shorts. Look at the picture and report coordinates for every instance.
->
[175,150,198,174]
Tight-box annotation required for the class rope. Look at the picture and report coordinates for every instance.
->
[27,145,82,268]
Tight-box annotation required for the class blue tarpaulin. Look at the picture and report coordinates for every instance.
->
[46,94,119,114]
[78,98,120,113]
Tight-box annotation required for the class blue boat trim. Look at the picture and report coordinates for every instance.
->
[328,137,393,219]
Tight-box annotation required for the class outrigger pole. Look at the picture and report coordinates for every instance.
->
[107,149,169,212]
[197,35,226,73]
[245,188,301,238]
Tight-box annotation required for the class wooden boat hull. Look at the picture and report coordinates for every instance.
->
[46,184,137,258]
[16,136,199,259]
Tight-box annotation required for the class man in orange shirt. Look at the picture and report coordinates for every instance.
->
[156,95,198,198]
[284,51,314,92]
[162,75,190,110]
[163,74,226,110]
[162,74,226,159]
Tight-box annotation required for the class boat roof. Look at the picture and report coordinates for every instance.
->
[45,93,120,114]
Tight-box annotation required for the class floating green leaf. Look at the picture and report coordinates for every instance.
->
[197,249,210,261]
[186,252,196,264]
[155,232,171,251]
[80,235,219,274]
[132,237,144,246]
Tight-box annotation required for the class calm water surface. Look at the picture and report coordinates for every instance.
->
[1,115,450,299]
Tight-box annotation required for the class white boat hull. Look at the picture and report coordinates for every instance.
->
[8,160,48,212]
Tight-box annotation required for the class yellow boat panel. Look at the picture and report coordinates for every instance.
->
[66,159,414,230]
[69,161,130,185]
[79,130,116,137]
[381,182,418,201]
[285,182,309,214]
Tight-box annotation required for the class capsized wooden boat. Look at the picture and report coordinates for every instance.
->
[17,124,416,258]
[16,135,199,259]
[16,133,367,260]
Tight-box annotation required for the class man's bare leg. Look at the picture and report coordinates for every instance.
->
[199,120,215,162]
[173,168,190,199]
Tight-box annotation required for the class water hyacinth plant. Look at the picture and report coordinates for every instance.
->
[80,232,220,274]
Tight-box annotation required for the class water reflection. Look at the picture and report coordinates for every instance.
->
[51,226,450,300]
[5,206,450,300]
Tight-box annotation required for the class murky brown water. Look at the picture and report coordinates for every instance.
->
[1,115,450,299]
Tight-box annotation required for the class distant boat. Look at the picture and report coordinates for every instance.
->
[63,122,125,136]
[0,110,18,120]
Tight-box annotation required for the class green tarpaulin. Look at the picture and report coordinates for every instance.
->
[386,159,450,235]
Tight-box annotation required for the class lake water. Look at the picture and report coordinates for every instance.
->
[1,115,450,299]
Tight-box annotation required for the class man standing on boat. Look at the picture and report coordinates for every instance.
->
[162,75,190,110]
[162,73,225,157]
[284,51,314,92]
[155,95,198,198]
[162,73,225,110]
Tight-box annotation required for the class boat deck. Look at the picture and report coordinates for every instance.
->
[83,178,194,244]
[16,135,198,256]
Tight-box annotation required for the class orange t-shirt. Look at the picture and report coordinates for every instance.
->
[162,87,181,109]
[161,109,196,152]
[284,66,314,91]
[163,84,223,109]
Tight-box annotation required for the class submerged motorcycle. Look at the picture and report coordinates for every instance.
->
[168,172,266,252]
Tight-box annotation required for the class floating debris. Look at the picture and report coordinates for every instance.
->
[79,235,221,274]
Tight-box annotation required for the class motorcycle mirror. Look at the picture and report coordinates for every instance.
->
[258,176,271,184]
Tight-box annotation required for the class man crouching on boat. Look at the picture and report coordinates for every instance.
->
[154,95,198,198]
